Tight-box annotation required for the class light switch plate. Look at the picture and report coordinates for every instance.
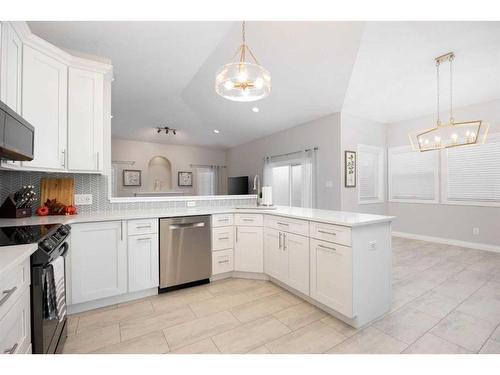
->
[75,194,93,205]
[187,201,196,207]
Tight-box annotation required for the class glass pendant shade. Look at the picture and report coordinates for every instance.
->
[215,62,271,102]
[409,120,489,152]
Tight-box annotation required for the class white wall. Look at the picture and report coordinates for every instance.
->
[340,112,388,215]
[112,138,227,197]
[226,113,342,210]
[386,99,500,246]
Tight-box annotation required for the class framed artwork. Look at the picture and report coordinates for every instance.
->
[344,151,356,188]
[123,170,142,186]
[178,171,193,187]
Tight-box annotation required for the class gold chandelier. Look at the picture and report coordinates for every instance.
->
[409,52,488,152]
[215,21,271,102]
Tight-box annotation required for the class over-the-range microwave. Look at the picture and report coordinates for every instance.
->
[0,99,34,161]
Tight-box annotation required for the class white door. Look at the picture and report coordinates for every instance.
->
[264,228,287,282]
[310,239,353,317]
[70,221,127,304]
[22,45,67,170]
[67,67,104,172]
[284,232,309,295]
[128,233,159,292]
[234,226,263,273]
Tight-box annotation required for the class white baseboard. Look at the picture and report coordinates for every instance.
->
[392,231,500,254]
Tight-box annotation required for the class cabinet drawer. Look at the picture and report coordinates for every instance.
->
[0,287,31,355]
[234,213,263,226]
[310,221,351,246]
[127,218,158,236]
[0,258,30,321]
[212,249,234,275]
[212,214,233,227]
[265,215,309,236]
[212,227,234,251]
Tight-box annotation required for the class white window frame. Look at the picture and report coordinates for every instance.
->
[388,145,440,204]
[441,133,500,208]
[357,144,385,204]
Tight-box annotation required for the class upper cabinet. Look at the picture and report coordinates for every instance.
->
[22,45,68,170]
[67,67,104,172]
[0,22,23,114]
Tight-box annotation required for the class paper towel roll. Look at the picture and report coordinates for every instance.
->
[261,186,273,206]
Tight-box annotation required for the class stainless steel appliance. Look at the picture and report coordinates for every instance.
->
[0,100,34,161]
[159,216,211,292]
[0,224,70,354]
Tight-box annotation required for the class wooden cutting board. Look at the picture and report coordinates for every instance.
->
[40,178,75,206]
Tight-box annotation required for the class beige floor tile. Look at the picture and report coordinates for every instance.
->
[230,294,295,323]
[320,316,360,337]
[277,290,304,305]
[408,291,463,319]
[392,277,430,298]
[120,306,195,341]
[63,323,121,354]
[433,279,485,300]
[479,339,500,354]
[327,327,408,354]
[456,294,500,325]
[266,320,346,354]
[403,333,472,354]
[373,305,440,344]
[212,316,291,354]
[170,338,220,354]
[189,291,255,317]
[247,345,271,354]
[67,316,79,337]
[163,310,240,349]
[206,278,262,296]
[390,287,417,313]
[244,282,284,300]
[273,302,327,330]
[92,331,169,354]
[431,311,498,352]
[77,300,154,333]
[151,288,213,313]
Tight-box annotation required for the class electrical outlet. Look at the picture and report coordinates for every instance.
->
[368,240,377,251]
[75,194,93,206]
[473,227,480,236]
[187,201,196,208]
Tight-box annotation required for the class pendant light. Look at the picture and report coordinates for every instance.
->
[215,21,271,102]
[409,52,488,152]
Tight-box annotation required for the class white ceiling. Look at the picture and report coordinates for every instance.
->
[28,21,500,148]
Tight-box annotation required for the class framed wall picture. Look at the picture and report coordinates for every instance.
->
[344,151,356,188]
[123,170,142,186]
[178,171,193,187]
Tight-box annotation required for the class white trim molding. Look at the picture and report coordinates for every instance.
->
[392,231,500,254]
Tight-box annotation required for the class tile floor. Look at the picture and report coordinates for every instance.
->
[63,237,500,354]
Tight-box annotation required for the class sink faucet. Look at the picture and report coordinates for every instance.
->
[253,175,261,205]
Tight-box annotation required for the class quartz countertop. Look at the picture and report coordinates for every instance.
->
[0,243,38,275]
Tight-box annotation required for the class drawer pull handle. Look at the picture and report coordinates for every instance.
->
[318,230,336,236]
[136,224,152,229]
[136,237,151,241]
[218,237,229,240]
[3,343,18,354]
[242,218,254,222]
[218,260,230,264]
[318,244,336,252]
[218,218,229,222]
[277,222,289,226]
[0,286,17,307]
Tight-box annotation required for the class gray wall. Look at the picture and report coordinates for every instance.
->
[386,99,500,246]
[340,112,388,215]
[226,113,342,210]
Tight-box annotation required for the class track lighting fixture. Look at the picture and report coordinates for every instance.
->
[156,126,177,135]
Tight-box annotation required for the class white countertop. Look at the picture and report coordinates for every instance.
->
[0,243,37,275]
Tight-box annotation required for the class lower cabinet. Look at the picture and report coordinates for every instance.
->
[310,239,353,318]
[234,226,263,273]
[212,249,234,275]
[0,287,31,355]
[128,233,159,292]
[264,228,287,282]
[70,221,127,304]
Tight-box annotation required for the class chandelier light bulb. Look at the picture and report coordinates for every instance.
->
[224,81,234,90]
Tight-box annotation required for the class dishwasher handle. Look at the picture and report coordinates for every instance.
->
[169,222,206,230]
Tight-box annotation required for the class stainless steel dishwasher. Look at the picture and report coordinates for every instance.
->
[159,215,211,292]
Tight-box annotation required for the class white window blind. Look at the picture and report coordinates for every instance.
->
[358,145,384,203]
[444,136,500,205]
[388,146,439,202]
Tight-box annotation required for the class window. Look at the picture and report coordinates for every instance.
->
[442,134,500,207]
[358,144,384,204]
[388,146,439,203]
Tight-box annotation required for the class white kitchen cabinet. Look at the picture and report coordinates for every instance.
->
[284,232,309,295]
[128,233,159,292]
[310,239,353,318]
[70,221,127,304]
[67,67,104,172]
[234,226,263,273]
[0,22,22,114]
[263,228,287,282]
[21,45,67,170]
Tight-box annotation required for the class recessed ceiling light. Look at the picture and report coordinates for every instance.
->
[252,107,259,113]
[213,129,220,134]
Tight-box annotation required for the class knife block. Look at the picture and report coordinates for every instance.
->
[0,195,32,218]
